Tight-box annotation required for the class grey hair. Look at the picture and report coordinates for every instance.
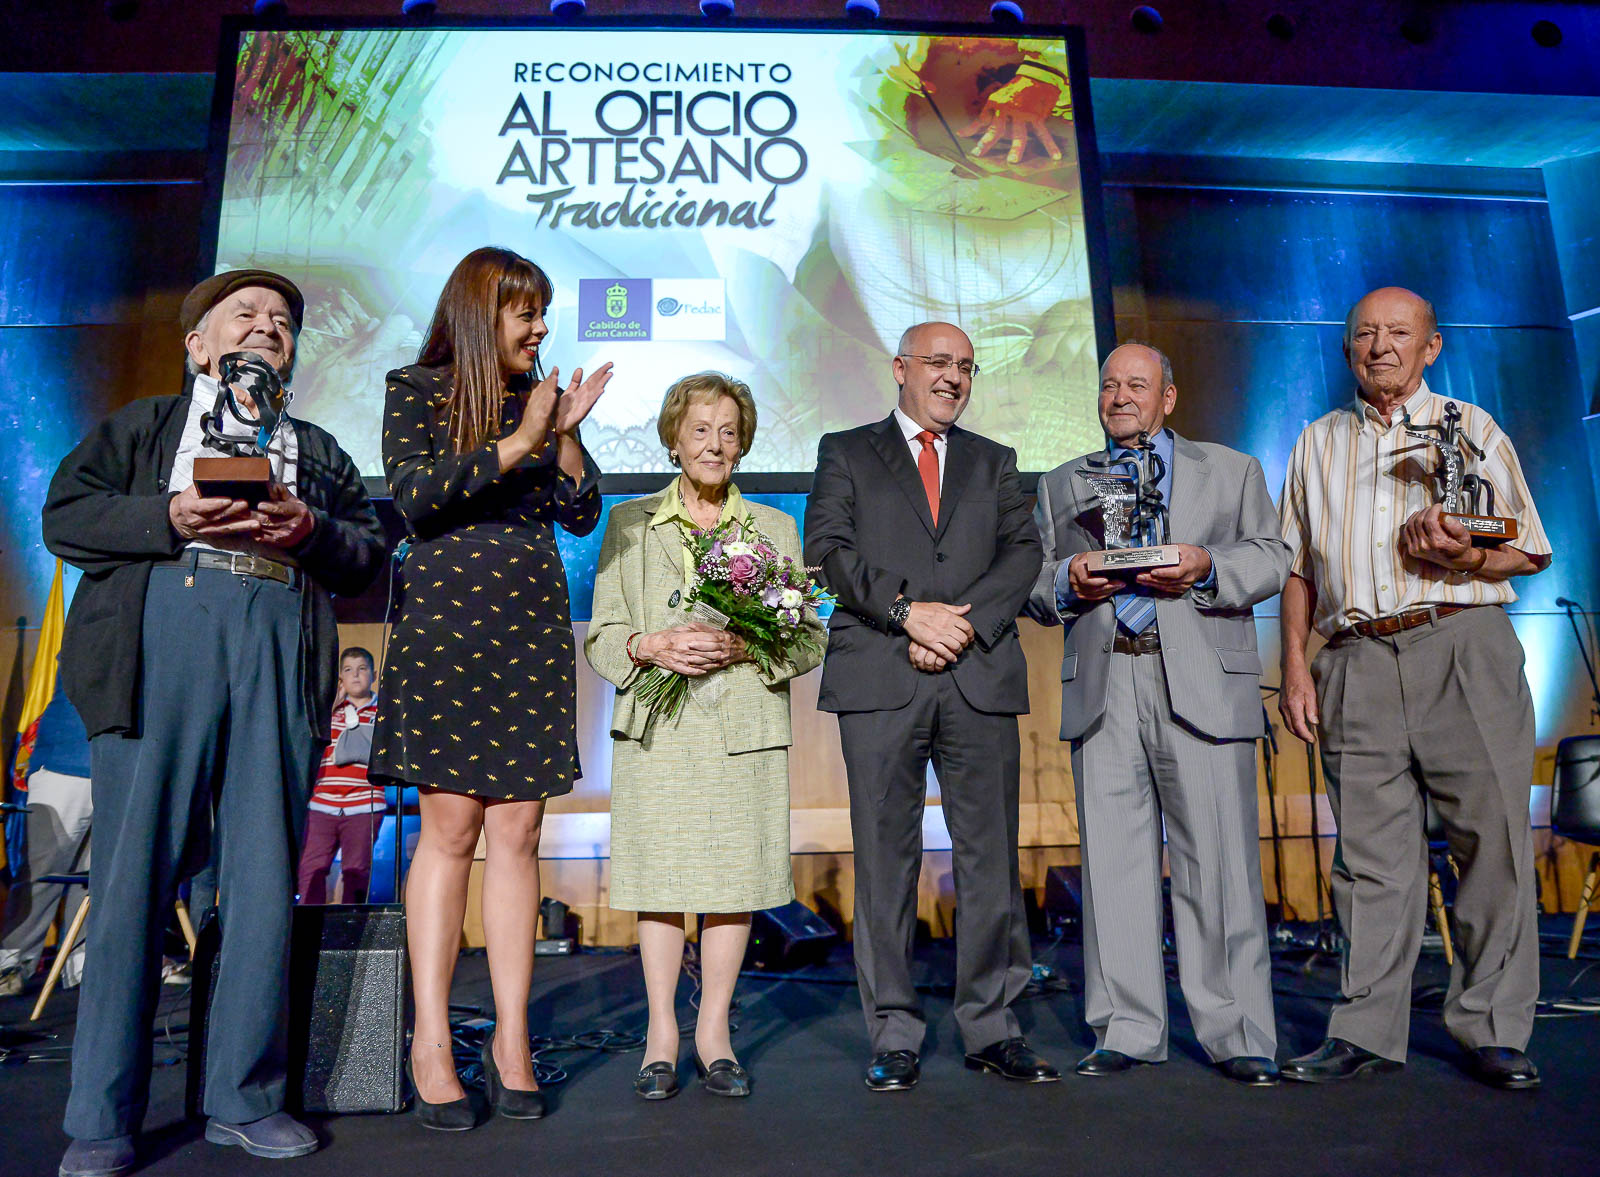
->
[1103,341,1174,390]
[184,302,298,381]
[1343,292,1438,346]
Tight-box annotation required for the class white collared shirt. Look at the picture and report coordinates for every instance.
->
[169,373,301,559]
[893,406,947,488]
[1278,379,1552,638]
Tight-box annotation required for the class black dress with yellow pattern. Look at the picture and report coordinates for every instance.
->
[370,363,601,801]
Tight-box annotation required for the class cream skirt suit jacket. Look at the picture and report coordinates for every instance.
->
[585,484,825,912]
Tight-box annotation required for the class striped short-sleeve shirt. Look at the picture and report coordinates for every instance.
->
[1278,380,1551,639]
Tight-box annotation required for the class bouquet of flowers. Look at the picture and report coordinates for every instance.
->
[634,517,832,729]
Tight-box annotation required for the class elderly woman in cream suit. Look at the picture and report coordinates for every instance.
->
[586,372,824,1102]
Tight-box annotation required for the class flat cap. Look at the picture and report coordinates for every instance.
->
[180,269,304,334]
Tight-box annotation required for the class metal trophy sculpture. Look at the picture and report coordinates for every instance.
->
[192,351,289,502]
[1076,431,1181,574]
[1401,401,1519,544]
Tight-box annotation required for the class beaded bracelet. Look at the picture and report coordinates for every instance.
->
[625,631,647,667]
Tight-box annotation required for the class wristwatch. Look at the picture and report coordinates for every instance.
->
[887,596,913,633]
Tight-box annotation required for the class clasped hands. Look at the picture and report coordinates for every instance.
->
[168,481,313,549]
[1066,543,1213,602]
[903,600,974,674]
[637,623,748,677]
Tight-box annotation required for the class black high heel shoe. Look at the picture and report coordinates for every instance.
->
[633,1060,680,1100]
[693,1052,751,1098]
[482,1029,548,1119]
[406,1050,478,1131]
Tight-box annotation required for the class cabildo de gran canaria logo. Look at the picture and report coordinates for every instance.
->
[579,278,726,343]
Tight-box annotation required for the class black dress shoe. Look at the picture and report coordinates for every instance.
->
[1281,1038,1402,1083]
[482,1030,548,1119]
[1217,1056,1280,1086]
[406,1057,479,1131]
[964,1037,1061,1083]
[1075,1049,1147,1077]
[1464,1047,1541,1090]
[865,1050,920,1092]
[633,1060,681,1100]
[693,1053,752,1098]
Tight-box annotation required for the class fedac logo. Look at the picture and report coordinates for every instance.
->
[579,278,651,341]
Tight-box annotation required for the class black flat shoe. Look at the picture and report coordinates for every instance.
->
[1463,1047,1541,1091]
[1281,1038,1402,1084]
[693,1052,752,1098]
[1075,1048,1148,1077]
[483,1029,548,1119]
[964,1036,1061,1083]
[865,1050,920,1092]
[406,1056,478,1131]
[1217,1056,1280,1086]
[634,1060,681,1100]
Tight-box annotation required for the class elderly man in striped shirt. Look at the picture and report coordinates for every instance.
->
[1277,286,1552,1091]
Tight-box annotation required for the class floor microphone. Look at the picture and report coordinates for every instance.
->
[1556,596,1580,608]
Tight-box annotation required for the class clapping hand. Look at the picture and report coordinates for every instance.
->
[554,363,613,436]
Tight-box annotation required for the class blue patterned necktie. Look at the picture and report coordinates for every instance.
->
[1113,483,1159,635]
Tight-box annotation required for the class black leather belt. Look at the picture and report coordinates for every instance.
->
[159,550,296,586]
[1335,603,1476,642]
[1112,628,1162,655]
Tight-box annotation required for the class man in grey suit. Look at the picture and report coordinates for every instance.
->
[1025,342,1289,1085]
[806,321,1054,1091]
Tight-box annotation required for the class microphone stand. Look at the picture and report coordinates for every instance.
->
[1558,600,1600,723]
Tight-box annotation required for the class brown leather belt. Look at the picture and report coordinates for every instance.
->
[1336,603,1476,642]
[158,550,296,586]
[1112,628,1163,656]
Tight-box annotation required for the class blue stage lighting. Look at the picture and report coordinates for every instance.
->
[253,0,288,14]
[1131,5,1163,34]
[991,1,1024,23]
[401,0,436,16]
[550,0,586,15]
[700,0,734,15]
[844,0,880,17]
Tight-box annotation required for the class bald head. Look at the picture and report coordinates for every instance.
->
[1343,287,1443,406]
[893,320,975,433]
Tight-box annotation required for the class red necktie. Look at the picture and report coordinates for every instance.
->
[915,430,940,524]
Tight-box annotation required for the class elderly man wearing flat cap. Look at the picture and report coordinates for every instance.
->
[43,270,385,1177]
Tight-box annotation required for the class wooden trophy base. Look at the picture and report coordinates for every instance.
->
[1447,512,1519,547]
[1085,545,1183,575]
[192,456,272,503]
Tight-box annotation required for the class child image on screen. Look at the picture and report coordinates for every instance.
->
[296,647,383,905]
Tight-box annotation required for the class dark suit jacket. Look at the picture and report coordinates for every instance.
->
[804,414,1041,716]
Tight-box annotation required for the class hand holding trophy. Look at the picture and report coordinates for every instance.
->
[1076,430,1181,575]
[191,350,291,504]
[1401,401,1519,545]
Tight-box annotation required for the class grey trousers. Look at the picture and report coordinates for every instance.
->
[64,565,316,1140]
[1313,604,1539,1061]
[837,671,1033,1054]
[1071,651,1277,1062]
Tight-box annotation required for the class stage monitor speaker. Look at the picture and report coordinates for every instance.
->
[1043,865,1083,938]
[186,904,409,1119]
[744,900,838,971]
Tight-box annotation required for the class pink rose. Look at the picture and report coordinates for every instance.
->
[728,553,758,584]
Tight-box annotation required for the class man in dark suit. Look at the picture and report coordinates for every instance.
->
[1025,343,1288,1086]
[805,321,1054,1091]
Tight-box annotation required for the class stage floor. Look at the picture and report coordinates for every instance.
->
[4,927,1599,1177]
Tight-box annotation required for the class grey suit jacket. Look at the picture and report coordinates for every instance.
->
[1024,432,1289,742]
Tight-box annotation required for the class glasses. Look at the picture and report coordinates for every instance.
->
[899,353,980,378]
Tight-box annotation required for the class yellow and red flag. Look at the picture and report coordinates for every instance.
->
[3,559,65,876]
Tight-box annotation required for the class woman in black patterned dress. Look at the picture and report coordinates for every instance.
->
[371,246,611,1129]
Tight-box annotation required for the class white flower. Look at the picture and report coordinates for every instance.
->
[780,588,804,610]
[723,541,755,557]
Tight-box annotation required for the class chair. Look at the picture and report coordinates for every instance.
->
[1552,735,1600,959]
[1423,791,1456,965]
[28,873,198,1022]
